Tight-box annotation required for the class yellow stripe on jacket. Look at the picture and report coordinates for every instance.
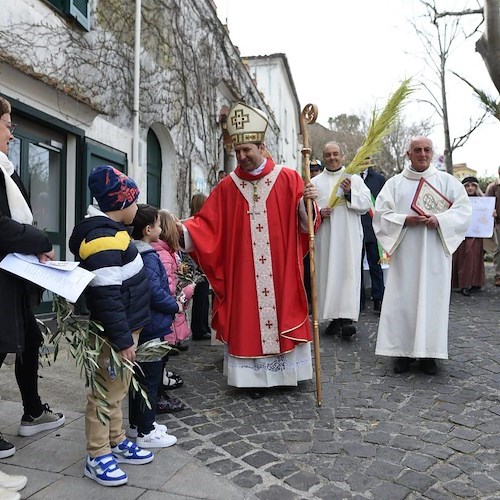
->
[79,230,131,260]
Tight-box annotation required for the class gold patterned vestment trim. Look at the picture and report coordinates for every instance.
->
[230,166,282,354]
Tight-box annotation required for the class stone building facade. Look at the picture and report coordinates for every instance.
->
[0,0,280,268]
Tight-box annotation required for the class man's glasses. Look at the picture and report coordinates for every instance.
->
[0,119,17,134]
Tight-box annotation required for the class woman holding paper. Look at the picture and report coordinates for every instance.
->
[451,176,485,296]
[0,96,64,465]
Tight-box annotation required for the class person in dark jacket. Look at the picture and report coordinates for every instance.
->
[0,96,64,463]
[360,165,386,313]
[69,166,153,487]
[189,193,211,340]
[128,204,181,446]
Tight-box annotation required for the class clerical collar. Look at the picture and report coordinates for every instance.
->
[403,164,437,180]
[325,166,344,173]
[249,158,267,176]
[409,165,423,173]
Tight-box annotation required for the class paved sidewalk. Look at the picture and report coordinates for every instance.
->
[1,263,499,499]
[0,400,256,499]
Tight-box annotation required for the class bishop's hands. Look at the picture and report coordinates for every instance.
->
[405,214,439,229]
[303,182,318,200]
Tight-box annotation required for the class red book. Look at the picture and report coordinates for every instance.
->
[411,177,452,216]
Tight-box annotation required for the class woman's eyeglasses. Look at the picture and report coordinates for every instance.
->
[0,119,17,134]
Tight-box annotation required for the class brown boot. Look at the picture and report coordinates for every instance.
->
[495,276,500,287]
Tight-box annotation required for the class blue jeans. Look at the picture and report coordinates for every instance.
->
[128,359,163,435]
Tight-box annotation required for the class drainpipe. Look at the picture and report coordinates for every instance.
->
[132,0,141,181]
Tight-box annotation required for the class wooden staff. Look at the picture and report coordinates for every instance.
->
[299,104,322,406]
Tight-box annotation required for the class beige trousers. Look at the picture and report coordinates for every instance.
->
[86,330,140,458]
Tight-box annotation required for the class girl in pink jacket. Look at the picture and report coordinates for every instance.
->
[152,210,196,392]
[152,210,196,346]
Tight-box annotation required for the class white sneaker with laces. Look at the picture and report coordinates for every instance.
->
[136,427,177,448]
[127,421,168,439]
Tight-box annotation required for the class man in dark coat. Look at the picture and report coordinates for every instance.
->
[0,96,64,460]
[360,165,386,313]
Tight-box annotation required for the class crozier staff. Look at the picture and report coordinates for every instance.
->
[180,102,320,397]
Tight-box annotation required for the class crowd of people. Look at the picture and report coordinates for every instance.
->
[0,96,497,494]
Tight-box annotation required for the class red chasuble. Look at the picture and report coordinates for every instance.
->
[184,159,319,358]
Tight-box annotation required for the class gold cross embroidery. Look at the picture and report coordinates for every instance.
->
[232,109,250,130]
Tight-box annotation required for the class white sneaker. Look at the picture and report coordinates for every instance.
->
[127,421,168,439]
[84,454,128,487]
[0,486,21,500]
[136,428,177,448]
[0,471,27,492]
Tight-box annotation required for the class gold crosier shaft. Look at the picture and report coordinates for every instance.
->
[299,104,322,407]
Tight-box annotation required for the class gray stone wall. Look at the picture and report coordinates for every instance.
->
[0,0,277,215]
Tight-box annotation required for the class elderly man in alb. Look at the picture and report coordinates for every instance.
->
[373,136,471,375]
[312,142,372,338]
[180,102,320,397]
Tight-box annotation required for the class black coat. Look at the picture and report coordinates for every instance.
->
[361,168,386,243]
[0,170,52,353]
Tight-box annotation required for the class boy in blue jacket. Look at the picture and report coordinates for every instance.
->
[69,166,154,487]
[129,204,180,448]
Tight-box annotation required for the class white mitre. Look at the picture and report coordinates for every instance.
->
[226,102,269,145]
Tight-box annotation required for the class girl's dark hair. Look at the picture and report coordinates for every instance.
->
[131,203,158,240]
[190,193,207,216]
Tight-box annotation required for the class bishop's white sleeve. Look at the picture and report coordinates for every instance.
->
[180,225,194,252]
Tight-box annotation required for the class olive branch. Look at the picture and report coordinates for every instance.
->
[43,295,172,424]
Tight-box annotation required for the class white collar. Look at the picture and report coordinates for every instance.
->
[249,158,267,176]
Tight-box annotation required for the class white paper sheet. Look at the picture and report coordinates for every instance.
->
[0,253,94,303]
[465,197,495,238]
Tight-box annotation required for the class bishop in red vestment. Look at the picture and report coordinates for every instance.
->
[182,102,319,388]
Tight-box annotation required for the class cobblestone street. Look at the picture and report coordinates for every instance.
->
[164,263,500,499]
[1,265,499,499]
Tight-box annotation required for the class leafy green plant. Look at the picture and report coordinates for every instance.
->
[45,295,173,424]
[329,79,414,207]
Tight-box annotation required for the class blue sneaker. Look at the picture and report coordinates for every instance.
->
[111,439,154,465]
[84,453,128,487]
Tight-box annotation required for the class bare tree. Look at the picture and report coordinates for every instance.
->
[413,0,487,173]
[434,1,500,121]
[476,0,500,92]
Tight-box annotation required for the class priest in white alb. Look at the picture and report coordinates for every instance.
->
[312,142,372,337]
[373,136,471,375]
[180,102,320,396]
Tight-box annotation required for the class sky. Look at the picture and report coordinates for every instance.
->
[213,0,500,177]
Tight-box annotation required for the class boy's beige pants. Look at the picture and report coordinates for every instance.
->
[86,331,140,458]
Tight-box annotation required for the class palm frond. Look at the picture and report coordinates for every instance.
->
[452,71,500,121]
[329,78,414,207]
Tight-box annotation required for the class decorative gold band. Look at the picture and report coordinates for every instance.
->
[231,132,265,145]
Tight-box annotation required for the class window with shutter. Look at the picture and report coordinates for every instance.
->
[44,0,90,31]
[69,0,90,30]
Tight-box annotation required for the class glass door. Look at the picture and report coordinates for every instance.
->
[8,124,66,312]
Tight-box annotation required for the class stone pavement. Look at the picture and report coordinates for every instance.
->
[1,263,499,499]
